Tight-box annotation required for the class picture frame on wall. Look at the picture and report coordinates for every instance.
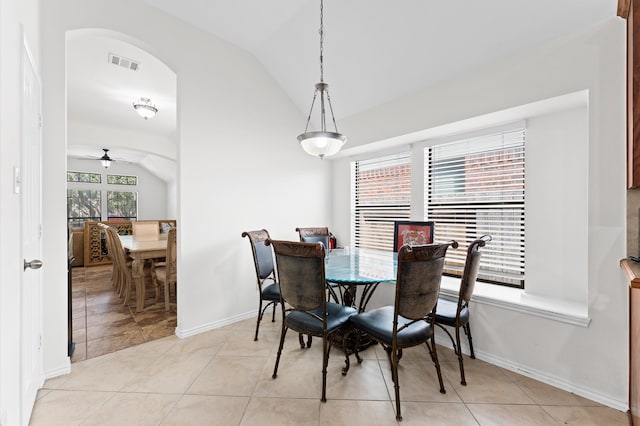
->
[393,221,435,252]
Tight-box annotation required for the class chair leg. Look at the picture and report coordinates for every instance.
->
[272,326,288,379]
[254,300,263,341]
[390,349,402,421]
[430,334,446,394]
[164,280,171,312]
[455,326,467,386]
[321,334,331,402]
[464,322,476,359]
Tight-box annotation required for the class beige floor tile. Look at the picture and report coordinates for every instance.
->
[254,355,328,399]
[165,328,231,357]
[327,359,392,400]
[53,350,151,391]
[395,402,480,425]
[467,403,560,426]
[240,397,320,426]
[120,351,213,394]
[319,399,398,425]
[79,392,180,426]
[217,330,279,357]
[379,359,462,403]
[509,374,602,407]
[29,390,115,426]
[161,394,249,426]
[441,359,535,404]
[188,356,268,396]
[541,405,630,425]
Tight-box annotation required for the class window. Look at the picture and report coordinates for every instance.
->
[351,152,411,250]
[67,189,101,227]
[67,170,139,224]
[107,174,137,185]
[67,171,101,183]
[425,128,525,287]
[107,191,137,221]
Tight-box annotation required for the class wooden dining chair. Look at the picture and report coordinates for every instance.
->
[102,225,135,305]
[347,241,458,421]
[152,227,177,311]
[434,234,491,385]
[98,223,122,293]
[132,220,160,241]
[267,239,357,402]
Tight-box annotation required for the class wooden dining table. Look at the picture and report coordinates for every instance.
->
[119,235,167,312]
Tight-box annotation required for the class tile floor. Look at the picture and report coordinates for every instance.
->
[33,315,630,425]
[71,264,177,362]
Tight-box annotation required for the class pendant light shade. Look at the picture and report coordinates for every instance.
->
[298,131,346,158]
[298,0,346,159]
[133,97,158,120]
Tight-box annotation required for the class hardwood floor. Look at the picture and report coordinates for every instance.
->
[70,264,177,362]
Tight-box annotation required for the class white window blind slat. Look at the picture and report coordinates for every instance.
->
[351,152,411,251]
[425,128,526,288]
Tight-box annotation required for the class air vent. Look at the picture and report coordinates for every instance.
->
[108,53,140,71]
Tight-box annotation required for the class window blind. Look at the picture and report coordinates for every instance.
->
[351,152,411,251]
[425,128,525,287]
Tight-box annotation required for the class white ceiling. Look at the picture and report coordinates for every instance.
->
[67,0,619,170]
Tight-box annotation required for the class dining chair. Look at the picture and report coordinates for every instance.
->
[434,234,492,386]
[132,220,160,241]
[295,226,331,249]
[392,220,435,252]
[152,227,177,311]
[102,224,135,305]
[241,229,283,341]
[98,223,122,293]
[267,239,357,402]
[347,241,458,421]
[296,226,340,305]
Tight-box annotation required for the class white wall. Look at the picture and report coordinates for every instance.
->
[330,19,627,408]
[67,157,169,220]
[41,0,331,377]
[0,0,41,423]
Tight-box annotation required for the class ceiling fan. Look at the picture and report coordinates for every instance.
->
[99,149,114,168]
[70,148,127,168]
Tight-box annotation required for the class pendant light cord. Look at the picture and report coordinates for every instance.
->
[319,0,324,83]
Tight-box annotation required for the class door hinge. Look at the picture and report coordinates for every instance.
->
[38,113,42,128]
[38,334,42,350]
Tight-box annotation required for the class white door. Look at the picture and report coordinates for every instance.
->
[20,39,43,424]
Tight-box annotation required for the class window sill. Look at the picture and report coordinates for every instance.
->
[439,276,591,327]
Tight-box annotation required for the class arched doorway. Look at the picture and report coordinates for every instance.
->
[65,29,177,362]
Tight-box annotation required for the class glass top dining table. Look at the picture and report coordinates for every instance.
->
[324,248,397,312]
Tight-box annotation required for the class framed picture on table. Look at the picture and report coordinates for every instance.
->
[393,221,435,252]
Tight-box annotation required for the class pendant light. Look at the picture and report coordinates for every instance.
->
[100,149,113,169]
[298,0,346,159]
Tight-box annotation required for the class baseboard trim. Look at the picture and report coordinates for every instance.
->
[175,310,255,339]
[434,335,627,412]
[43,358,71,380]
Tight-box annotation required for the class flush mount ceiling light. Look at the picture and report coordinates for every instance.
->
[132,97,158,120]
[100,149,113,168]
[297,0,346,159]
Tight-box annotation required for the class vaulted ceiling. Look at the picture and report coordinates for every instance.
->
[66,0,619,174]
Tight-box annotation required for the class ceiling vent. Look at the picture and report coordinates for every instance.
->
[108,53,139,71]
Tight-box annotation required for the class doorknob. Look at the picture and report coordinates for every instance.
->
[24,259,43,271]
